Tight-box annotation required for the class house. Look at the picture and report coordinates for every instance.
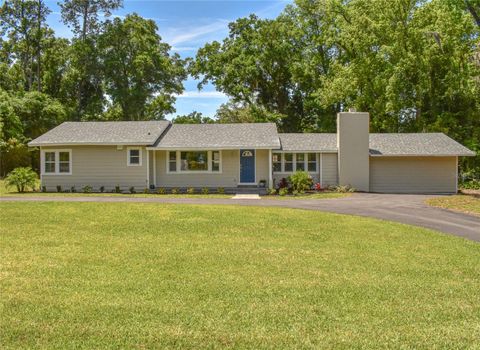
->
[28,111,475,193]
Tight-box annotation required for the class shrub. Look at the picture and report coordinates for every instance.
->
[288,171,313,193]
[331,185,355,193]
[292,190,299,196]
[143,188,149,194]
[41,186,46,192]
[277,178,288,189]
[201,187,209,195]
[82,185,92,193]
[171,188,179,194]
[70,186,76,193]
[115,185,121,193]
[187,187,195,194]
[460,179,480,190]
[129,186,136,194]
[99,186,105,193]
[56,185,62,193]
[267,188,277,195]
[217,187,225,194]
[4,167,38,193]
[279,187,288,196]
[157,187,166,194]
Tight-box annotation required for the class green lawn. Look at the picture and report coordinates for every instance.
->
[0,180,229,199]
[427,195,480,217]
[1,180,348,200]
[1,201,479,348]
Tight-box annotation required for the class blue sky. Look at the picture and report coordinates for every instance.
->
[41,0,292,119]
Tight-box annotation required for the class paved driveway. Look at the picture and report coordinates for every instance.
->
[1,193,479,242]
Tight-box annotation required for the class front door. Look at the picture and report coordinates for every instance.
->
[240,149,255,183]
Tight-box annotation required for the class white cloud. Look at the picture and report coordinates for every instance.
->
[176,91,227,99]
[170,46,199,52]
[167,19,229,45]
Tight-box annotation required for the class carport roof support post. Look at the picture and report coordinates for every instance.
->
[337,111,370,192]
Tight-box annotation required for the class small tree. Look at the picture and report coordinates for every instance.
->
[288,171,312,194]
[4,167,38,193]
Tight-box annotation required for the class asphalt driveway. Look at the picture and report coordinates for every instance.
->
[1,193,479,242]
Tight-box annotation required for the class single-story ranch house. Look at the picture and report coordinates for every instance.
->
[28,111,475,193]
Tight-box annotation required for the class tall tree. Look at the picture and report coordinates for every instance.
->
[99,14,186,120]
[190,14,334,132]
[59,0,123,120]
[59,0,122,39]
[0,0,50,91]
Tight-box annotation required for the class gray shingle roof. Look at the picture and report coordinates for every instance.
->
[279,134,337,152]
[153,123,280,149]
[28,121,170,146]
[369,133,475,156]
[279,133,475,156]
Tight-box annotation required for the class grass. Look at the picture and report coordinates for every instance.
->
[1,180,348,200]
[427,195,480,216]
[0,180,231,199]
[1,201,479,349]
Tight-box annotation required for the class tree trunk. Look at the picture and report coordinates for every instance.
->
[36,0,42,92]
[465,1,480,27]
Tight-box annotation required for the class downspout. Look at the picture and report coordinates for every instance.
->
[146,148,150,189]
[268,149,273,189]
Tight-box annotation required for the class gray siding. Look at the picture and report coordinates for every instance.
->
[256,149,270,184]
[154,150,240,188]
[321,153,338,186]
[370,156,457,193]
[41,146,149,191]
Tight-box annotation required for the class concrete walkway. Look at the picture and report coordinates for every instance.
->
[1,193,479,242]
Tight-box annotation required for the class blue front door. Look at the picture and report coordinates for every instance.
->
[240,149,255,183]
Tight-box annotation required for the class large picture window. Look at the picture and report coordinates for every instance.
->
[181,151,208,171]
[167,151,222,173]
[272,152,317,173]
[42,149,72,175]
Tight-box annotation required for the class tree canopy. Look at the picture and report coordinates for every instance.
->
[0,0,478,174]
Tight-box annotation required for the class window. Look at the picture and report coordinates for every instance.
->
[167,151,222,173]
[296,153,305,171]
[44,152,56,173]
[272,152,318,173]
[127,147,142,166]
[59,152,70,173]
[168,151,177,172]
[181,151,208,171]
[272,153,281,172]
[42,149,72,175]
[212,151,220,172]
[307,153,317,171]
[284,153,293,172]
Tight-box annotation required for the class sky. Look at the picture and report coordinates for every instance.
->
[41,0,292,119]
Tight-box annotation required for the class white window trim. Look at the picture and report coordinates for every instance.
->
[272,152,318,174]
[41,149,72,176]
[166,150,223,174]
[127,147,143,166]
